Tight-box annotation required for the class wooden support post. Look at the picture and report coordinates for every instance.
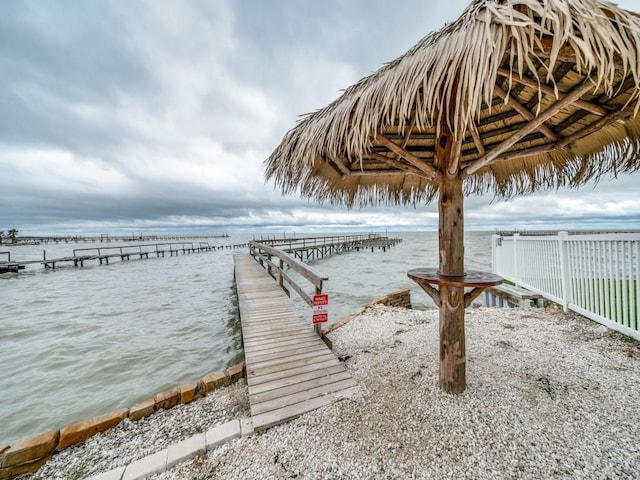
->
[438,175,465,393]
[436,91,466,394]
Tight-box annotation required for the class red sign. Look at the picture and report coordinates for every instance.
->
[312,294,329,324]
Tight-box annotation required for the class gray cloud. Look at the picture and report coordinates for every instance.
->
[0,0,639,235]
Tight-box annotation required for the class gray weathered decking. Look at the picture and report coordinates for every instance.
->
[234,254,358,431]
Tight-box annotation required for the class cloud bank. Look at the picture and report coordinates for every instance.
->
[1,0,638,235]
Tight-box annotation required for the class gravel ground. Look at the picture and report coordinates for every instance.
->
[31,305,640,479]
[27,381,249,479]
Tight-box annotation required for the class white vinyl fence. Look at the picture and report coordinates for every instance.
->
[492,232,640,340]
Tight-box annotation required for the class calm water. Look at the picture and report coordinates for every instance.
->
[0,231,492,445]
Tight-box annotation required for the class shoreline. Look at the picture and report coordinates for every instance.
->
[21,302,640,479]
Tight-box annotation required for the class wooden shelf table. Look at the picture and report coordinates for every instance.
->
[407,268,503,308]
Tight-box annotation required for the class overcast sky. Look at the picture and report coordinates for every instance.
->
[1,0,639,235]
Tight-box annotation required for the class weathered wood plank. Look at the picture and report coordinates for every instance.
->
[251,378,358,416]
[248,345,330,368]
[251,386,360,431]
[247,352,338,377]
[246,358,343,386]
[250,370,353,404]
[234,253,357,431]
[245,338,323,356]
[248,364,348,396]
[242,332,318,349]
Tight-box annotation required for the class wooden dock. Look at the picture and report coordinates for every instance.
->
[234,254,358,431]
[0,241,248,273]
[256,234,402,261]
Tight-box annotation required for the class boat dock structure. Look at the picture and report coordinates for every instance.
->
[234,246,358,431]
[3,233,231,245]
[0,233,400,274]
[0,241,248,272]
[232,235,404,428]
[255,233,402,261]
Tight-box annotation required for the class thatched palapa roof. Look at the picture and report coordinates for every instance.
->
[266,0,640,207]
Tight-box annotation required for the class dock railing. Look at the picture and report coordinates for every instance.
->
[249,241,329,334]
[72,242,209,258]
[492,231,640,339]
[256,233,381,251]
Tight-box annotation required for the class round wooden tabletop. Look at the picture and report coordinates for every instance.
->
[407,268,503,288]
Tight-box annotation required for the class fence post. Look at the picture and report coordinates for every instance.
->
[279,258,284,289]
[513,233,520,287]
[558,231,571,311]
[636,240,640,332]
[491,234,498,273]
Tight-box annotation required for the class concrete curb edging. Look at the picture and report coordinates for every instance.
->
[0,363,245,480]
[88,418,250,480]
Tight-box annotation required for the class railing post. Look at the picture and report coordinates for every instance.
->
[279,258,284,289]
[314,284,322,336]
[513,233,520,287]
[558,231,571,311]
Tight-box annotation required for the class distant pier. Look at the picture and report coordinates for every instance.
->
[1,233,401,274]
[6,233,231,246]
[0,240,248,273]
[255,234,402,261]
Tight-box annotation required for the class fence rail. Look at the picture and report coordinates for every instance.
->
[492,232,640,339]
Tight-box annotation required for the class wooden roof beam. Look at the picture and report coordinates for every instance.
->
[494,85,557,141]
[497,68,609,116]
[350,169,410,177]
[324,155,351,178]
[468,123,486,156]
[327,154,351,178]
[374,133,442,183]
[461,81,595,178]
[557,109,634,148]
[466,108,634,166]
[367,152,427,177]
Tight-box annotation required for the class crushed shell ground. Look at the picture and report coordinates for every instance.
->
[28,305,640,479]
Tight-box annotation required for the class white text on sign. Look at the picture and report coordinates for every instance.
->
[312,294,329,324]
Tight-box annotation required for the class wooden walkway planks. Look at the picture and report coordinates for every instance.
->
[234,254,358,431]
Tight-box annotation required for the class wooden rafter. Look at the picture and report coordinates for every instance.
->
[557,109,634,147]
[468,123,486,156]
[401,110,418,149]
[327,154,351,178]
[497,68,609,116]
[469,108,635,166]
[461,81,595,177]
[494,85,557,141]
[367,152,426,177]
[374,133,442,183]
[350,169,409,177]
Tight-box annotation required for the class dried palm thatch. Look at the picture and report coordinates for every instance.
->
[266,0,640,207]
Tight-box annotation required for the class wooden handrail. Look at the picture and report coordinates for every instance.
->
[256,233,380,250]
[249,241,329,307]
[72,242,209,257]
